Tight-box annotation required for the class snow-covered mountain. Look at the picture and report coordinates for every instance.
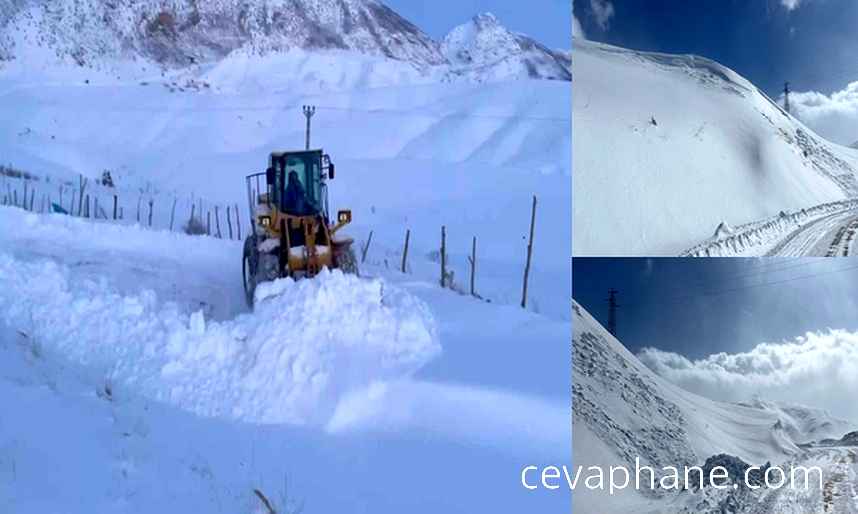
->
[573,39,858,256]
[440,13,571,81]
[736,398,853,445]
[572,300,853,513]
[0,0,444,67]
[0,1,570,82]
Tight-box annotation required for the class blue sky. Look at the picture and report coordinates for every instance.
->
[385,0,571,49]
[574,0,858,96]
[573,258,858,358]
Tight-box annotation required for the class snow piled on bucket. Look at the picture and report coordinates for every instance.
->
[0,255,439,425]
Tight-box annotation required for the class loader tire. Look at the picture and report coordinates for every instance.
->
[337,246,359,276]
[242,236,257,308]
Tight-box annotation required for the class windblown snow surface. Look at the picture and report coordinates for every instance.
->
[572,39,858,256]
[572,300,856,513]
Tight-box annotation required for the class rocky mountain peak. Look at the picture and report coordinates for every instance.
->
[440,11,570,81]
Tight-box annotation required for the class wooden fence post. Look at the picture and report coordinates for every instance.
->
[468,236,476,297]
[29,188,34,211]
[206,210,211,235]
[521,195,537,309]
[85,194,90,218]
[215,205,222,238]
[113,195,118,220]
[148,199,153,227]
[440,225,446,288]
[136,196,142,223]
[78,175,87,216]
[235,203,242,240]
[401,229,410,273]
[361,230,373,263]
[226,205,233,239]
[23,180,28,211]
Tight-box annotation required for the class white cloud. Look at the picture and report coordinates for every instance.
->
[638,330,858,423]
[788,81,858,147]
[573,0,586,40]
[781,0,803,10]
[573,15,586,39]
[590,0,615,30]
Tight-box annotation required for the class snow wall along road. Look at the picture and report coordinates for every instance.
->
[0,209,440,426]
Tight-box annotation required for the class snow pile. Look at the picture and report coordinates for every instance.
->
[681,199,858,256]
[0,250,439,425]
[573,39,858,256]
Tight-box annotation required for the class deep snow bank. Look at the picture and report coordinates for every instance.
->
[0,235,439,425]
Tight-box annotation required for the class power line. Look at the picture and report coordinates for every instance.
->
[573,260,858,310]
[10,100,570,123]
[622,262,858,308]
[668,257,830,292]
[573,258,837,299]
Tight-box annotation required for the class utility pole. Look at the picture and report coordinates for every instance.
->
[606,288,619,337]
[783,82,791,114]
[303,105,316,150]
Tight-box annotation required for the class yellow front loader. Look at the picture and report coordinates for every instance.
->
[242,149,356,307]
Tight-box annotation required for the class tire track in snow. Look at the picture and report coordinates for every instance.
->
[766,211,858,257]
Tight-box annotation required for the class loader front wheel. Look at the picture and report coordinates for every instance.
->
[242,237,257,308]
[336,245,358,276]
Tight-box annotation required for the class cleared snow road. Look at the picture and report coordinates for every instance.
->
[766,211,858,257]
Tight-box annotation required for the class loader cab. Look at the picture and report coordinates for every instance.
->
[267,150,333,219]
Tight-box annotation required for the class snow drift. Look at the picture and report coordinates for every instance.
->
[573,39,858,256]
[0,210,439,425]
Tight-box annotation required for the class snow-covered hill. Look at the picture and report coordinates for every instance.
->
[572,300,854,512]
[572,39,858,256]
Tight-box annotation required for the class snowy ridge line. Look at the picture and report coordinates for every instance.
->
[680,200,858,257]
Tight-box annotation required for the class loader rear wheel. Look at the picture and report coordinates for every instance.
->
[242,237,257,308]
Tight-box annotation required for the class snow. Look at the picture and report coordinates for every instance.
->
[0,6,570,510]
[572,300,856,513]
[0,233,439,425]
[0,61,570,316]
[573,39,858,256]
[681,199,858,256]
[440,13,571,81]
[0,202,569,512]
[0,0,447,70]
